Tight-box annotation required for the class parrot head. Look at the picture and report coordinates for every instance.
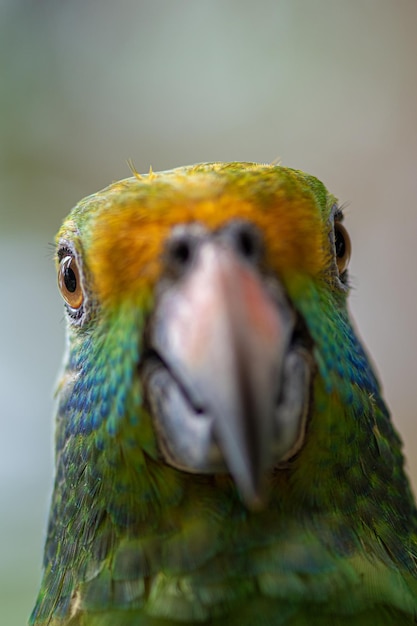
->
[55,162,357,509]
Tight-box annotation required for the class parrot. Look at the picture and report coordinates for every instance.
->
[30,162,417,626]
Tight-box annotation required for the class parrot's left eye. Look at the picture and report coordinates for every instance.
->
[334,222,351,276]
[58,253,84,312]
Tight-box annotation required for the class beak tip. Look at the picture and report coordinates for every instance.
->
[237,473,269,511]
[241,489,268,512]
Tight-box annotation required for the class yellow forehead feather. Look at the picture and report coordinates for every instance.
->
[58,163,331,305]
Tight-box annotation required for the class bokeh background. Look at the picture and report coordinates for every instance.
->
[1,1,416,624]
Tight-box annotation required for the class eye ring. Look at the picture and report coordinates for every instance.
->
[58,254,84,310]
[334,222,351,275]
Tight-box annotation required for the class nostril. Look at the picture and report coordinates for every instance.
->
[236,227,257,259]
[225,220,264,264]
[163,224,206,278]
[170,238,192,266]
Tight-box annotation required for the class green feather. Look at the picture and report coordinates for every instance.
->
[30,163,417,625]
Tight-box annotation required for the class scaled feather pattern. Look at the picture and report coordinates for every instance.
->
[30,163,417,625]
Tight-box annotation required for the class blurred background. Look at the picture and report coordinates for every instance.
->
[1,1,416,624]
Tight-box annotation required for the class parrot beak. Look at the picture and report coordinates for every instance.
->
[143,229,310,508]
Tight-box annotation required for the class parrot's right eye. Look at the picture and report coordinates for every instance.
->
[58,253,84,312]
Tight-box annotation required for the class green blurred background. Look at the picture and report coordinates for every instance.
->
[1,1,416,624]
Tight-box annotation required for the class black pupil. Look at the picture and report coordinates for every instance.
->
[64,266,77,293]
[335,227,345,259]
